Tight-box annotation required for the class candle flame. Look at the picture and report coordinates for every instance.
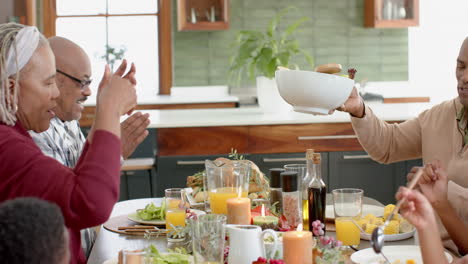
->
[261,204,265,217]
[237,186,242,198]
[297,223,303,232]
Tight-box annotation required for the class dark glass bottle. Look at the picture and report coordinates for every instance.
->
[307,153,327,235]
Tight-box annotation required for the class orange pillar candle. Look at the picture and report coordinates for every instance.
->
[283,227,313,264]
[226,197,251,225]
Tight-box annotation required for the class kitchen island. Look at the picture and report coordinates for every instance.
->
[123,102,435,203]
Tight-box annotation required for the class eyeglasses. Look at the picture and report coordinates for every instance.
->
[56,69,92,90]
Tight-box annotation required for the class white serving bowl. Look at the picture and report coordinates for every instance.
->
[275,69,354,115]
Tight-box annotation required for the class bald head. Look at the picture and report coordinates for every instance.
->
[49,37,91,78]
[48,37,92,121]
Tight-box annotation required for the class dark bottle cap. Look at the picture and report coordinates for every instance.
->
[269,168,284,188]
[281,171,298,192]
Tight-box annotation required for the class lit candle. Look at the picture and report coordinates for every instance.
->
[283,224,313,264]
[253,204,279,230]
[226,197,251,225]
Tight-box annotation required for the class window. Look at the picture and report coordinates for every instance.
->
[42,0,172,98]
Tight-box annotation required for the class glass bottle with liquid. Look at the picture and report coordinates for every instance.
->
[307,153,327,235]
[301,149,314,230]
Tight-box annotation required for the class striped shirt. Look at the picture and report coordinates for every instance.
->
[29,117,96,258]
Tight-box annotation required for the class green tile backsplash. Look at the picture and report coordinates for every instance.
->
[173,0,408,87]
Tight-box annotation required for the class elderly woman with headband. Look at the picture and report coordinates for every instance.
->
[0,23,136,263]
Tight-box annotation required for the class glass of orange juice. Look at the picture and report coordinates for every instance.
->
[204,160,251,215]
[165,188,187,242]
[332,188,363,247]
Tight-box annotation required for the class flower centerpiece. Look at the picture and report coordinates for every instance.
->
[311,220,346,264]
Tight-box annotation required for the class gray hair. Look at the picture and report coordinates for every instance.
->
[0,23,47,126]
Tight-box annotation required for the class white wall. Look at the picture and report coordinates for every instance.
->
[0,0,14,23]
[409,0,468,104]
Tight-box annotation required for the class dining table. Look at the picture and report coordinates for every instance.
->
[87,196,418,264]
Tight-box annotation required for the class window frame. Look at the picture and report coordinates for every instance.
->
[42,0,173,95]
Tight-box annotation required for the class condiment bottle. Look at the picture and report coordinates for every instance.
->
[281,171,302,229]
[269,168,284,216]
[301,149,314,230]
[307,153,327,235]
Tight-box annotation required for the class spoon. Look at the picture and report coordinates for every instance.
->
[370,168,424,259]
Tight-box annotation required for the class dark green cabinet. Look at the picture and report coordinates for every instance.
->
[155,154,246,197]
[328,151,420,204]
[154,151,421,203]
[250,152,329,187]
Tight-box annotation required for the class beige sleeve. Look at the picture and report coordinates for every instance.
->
[350,105,423,164]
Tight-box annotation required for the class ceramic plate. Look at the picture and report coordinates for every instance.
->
[127,209,205,226]
[360,228,416,241]
[325,204,384,220]
[350,245,453,264]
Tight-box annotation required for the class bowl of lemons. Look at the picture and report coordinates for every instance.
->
[357,204,416,241]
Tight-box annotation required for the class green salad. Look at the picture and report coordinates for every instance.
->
[136,201,166,221]
[145,245,191,264]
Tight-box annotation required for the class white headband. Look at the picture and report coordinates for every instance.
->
[5,26,40,77]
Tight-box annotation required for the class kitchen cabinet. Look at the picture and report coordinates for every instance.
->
[177,0,229,31]
[328,151,409,205]
[250,152,329,187]
[155,154,242,197]
[364,0,419,28]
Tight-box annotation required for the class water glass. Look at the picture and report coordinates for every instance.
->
[204,160,250,215]
[191,214,227,264]
[332,188,363,247]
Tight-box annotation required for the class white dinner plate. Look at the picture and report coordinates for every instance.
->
[350,245,453,264]
[325,204,384,220]
[360,228,415,241]
[127,209,205,226]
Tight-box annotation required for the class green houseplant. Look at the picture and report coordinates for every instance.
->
[229,7,314,112]
[229,6,314,81]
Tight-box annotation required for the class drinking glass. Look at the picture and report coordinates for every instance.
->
[165,188,187,243]
[332,188,363,247]
[204,160,250,215]
[191,214,227,264]
[122,250,148,264]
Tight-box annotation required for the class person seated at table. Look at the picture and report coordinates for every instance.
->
[0,22,136,264]
[398,161,468,263]
[29,36,150,167]
[0,197,70,264]
[338,36,468,252]
[27,36,150,258]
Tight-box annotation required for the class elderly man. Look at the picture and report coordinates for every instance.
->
[29,36,150,257]
[339,36,468,254]
[30,37,150,167]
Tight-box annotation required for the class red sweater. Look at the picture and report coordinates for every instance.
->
[0,121,121,263]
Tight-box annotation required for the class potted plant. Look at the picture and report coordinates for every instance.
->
[229,7,314,112]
